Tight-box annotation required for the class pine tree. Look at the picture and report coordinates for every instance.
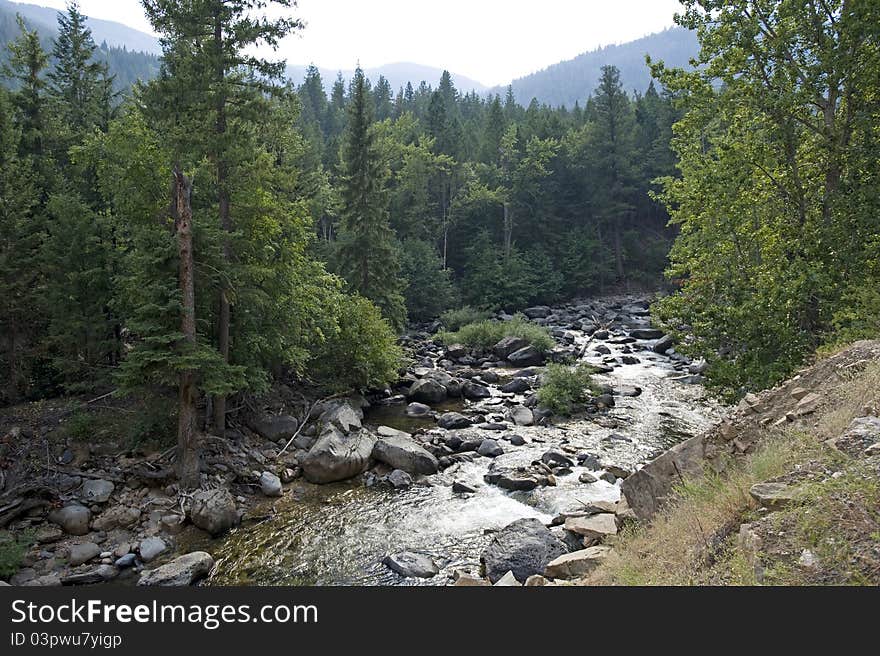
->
[335,67,406,330]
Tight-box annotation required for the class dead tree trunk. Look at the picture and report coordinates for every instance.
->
[172,166,200,489]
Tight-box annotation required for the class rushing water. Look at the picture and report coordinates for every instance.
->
[209,316,722,586]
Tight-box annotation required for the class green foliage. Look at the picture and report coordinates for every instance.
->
[400,238,458,322]
[437,315,554,353]
[309,294,404,393]
[651,0,880,399]
[536,363,598,415]
[0,530,32,578]
[439,306,491,331]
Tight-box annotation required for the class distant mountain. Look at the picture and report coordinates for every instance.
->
[287,62,490,95]
[0,0,160,53]
[0,0,160,90]
[495,27,700,107]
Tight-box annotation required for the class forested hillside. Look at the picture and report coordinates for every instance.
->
[500,27,699,107]
[0,0,158,89]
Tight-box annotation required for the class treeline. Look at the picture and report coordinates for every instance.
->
[0,7,159,91]
[295,62,680,326]
[652,0,880,401]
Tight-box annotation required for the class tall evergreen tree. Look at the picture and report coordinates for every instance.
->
[335,67,406,330]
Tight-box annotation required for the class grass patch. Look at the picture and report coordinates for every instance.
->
[536,364,599,415]
[439,306,492,331]
[436,315,554,354]
[588,431,830,585]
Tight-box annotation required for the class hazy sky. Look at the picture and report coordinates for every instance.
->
[16,0,684,86]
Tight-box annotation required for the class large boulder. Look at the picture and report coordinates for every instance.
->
[405,402,431,417]
[481,518,567,583]
[138,552,214,586]
[189,488,240,536]
[372,434,439,475]
[523,306,551,319]
[493,336,529,360]
[248,414,299,443]
[621,434,706,521]
[462,381,491,400]
[301,427,376,484]
[408,379,448,404]
[509,405,534,427]
[653,334,675,354]
[508,346,545,367]
[69,542,101,566]
[563,513,618,541]
[48,504,91,536]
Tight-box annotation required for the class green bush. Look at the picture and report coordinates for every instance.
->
[439,306,492,331]
[0,531,32,578]
[309,294,404,393]
[437,315,554,353]
[537,363,598,415]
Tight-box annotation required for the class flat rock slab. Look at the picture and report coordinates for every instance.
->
[563,513,618,540]
[383,552,439,578]
[544,545,613,579]
[749,482,797,509]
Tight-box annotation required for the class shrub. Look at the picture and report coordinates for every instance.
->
[440,306,491,331]
[537,363,598,415]
[0,531,32,578]
[309,294,404,393]
[437,315,554,353]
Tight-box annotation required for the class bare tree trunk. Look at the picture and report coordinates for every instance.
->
[173,166,200,489]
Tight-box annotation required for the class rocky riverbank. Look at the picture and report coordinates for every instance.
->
[0,294,721,587]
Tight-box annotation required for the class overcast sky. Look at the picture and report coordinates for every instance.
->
[16,0,684,86]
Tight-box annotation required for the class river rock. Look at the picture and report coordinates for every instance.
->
[259,471,283,497]
[408,379,447,404]
[387,469,413,489]
[302,427,376,484]
[438,412,471,429]
[544,545,613,579]
[508,346,545,367]
[190,488,239,536]
[462,381,491,400]
[510,405,534,427]
[92,505,140,531]
[493,570,521,586]
[500,378,531,394]
[523,306,551,319]
[69,542,101,566]
[139,537,167,562]
[405,402,431,417]
[452,481,476,493]
[507,434,526,446]
[630,328,664,340]
[372,434,439,475]
[48,504,91,536]
[541,451,573,467]
[248,414,299,443]
[115,553,137,568]
[138,552,214,586]
[477,438,503,458]
[579,472,598,484]
[62,565,117,585]
[653,334,675,354]
[564,513,618,541]
[81,479,114,503]
[383,552,439,578]
[494,336,529,359]
[319,402,363,433]
[444,344,468,359]
[452,573,491,586]
[481,518,567,583]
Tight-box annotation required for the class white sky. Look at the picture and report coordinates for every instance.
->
[15,0,684,86]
